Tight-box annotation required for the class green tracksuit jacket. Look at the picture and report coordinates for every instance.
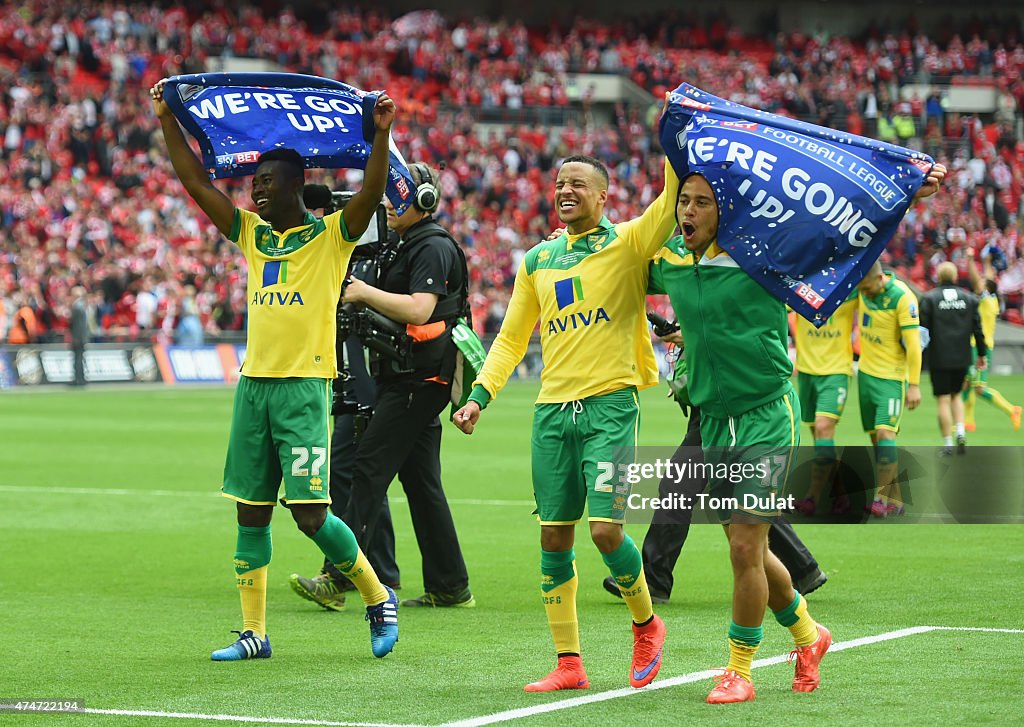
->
[648,236,793,420]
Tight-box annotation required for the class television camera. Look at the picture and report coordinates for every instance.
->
[303,185,415,417]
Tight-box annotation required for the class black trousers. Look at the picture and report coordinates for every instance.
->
[642,407,820,597]
[322,412,401,586]
[343,379,469,594]
[71,344,86,386]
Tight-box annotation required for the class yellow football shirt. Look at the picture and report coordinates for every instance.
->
[858,273,921,385]
[475,160,679,403]
[795,292,857,376]
[978,292,999,350]
[229,208,356,378]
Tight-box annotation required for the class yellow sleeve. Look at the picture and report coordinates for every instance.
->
[473,260,540,400]
[614,157,680,259]
[229,208,257,254]
[327,209,360,245]
[898,293,921,385]
[902,326,921,386]
[898,290,920,329]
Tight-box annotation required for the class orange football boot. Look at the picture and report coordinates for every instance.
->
[706,669,755,704]
[790,624,832,692]
[524,655,590,692]
[630,615,666,688]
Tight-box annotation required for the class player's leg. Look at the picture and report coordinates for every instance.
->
[964,386,977,431]
[290,412,400,611]
[758,397,831,693]
[859,372,886,515]
[964,352,978,431]
[713,387,827,700]
[861,373,903,514]
[582,388,665,688]
[524,403,588,693]
[798,374,847,514]
[936,392,954,453]
[215,376,280,661]
[950,376,967,453]
[875,429,901,513]
[708,519,768,704]
[698,404,777,703]
[977,366,1021,427]
[276,379,397,657]
[765,539,831,692]
[795,373,820,514]
[767,517,827,595]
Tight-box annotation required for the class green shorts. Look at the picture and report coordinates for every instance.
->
[966,348,990,387]
[857,371,906,433]
[531,388,639,524]
[699,385,800,524]
[798,372,850,424]
[222,376,333,506]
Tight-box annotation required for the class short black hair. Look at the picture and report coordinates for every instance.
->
[560,155,610,188]
[985,278,998,295]
[258,148,305,181]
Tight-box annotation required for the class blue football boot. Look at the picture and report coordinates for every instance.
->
[365,586,399,657]
[211,630,272,661]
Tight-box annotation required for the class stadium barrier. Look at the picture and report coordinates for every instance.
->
[0,344,245,389]
[4,335,1019,391]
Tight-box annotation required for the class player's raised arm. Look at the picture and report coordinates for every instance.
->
[616,157,681,260]
[149,79,235,236]
[341,93,397,239]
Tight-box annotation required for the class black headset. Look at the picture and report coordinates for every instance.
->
[411,162,439,213]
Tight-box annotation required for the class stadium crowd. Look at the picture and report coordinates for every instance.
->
[1,1,1023,344]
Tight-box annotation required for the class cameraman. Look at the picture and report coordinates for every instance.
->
[341,162,474,608]
[289,187,402,609]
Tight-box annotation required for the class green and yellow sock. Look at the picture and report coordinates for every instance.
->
[726,622,763,682]
[541,549,580,655]
[963,388,976,426]
[310,514,386,606]
[773,592,819,647]
[982,387,1016,417]
[601,534,654,625]
[875,439,898,501]
[234,524,272,639]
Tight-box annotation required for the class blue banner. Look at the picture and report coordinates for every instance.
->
[164,72,416,214]
[659,83,934,325]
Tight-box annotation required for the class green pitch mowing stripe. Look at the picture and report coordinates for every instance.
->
[3,381,1024,726]
[63,712,417,727]
[441,626,1024,727]
[33,627,1022,726]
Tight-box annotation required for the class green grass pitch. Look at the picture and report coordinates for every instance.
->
[1,376,1023,726]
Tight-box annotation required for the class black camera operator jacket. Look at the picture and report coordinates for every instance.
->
[376,218,464,384]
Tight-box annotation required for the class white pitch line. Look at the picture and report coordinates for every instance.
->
[440,625,1024,727]
[928,626,1024,633]
[0,484,535,507]
[68,709,422,727]
[4,626,1019,726]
